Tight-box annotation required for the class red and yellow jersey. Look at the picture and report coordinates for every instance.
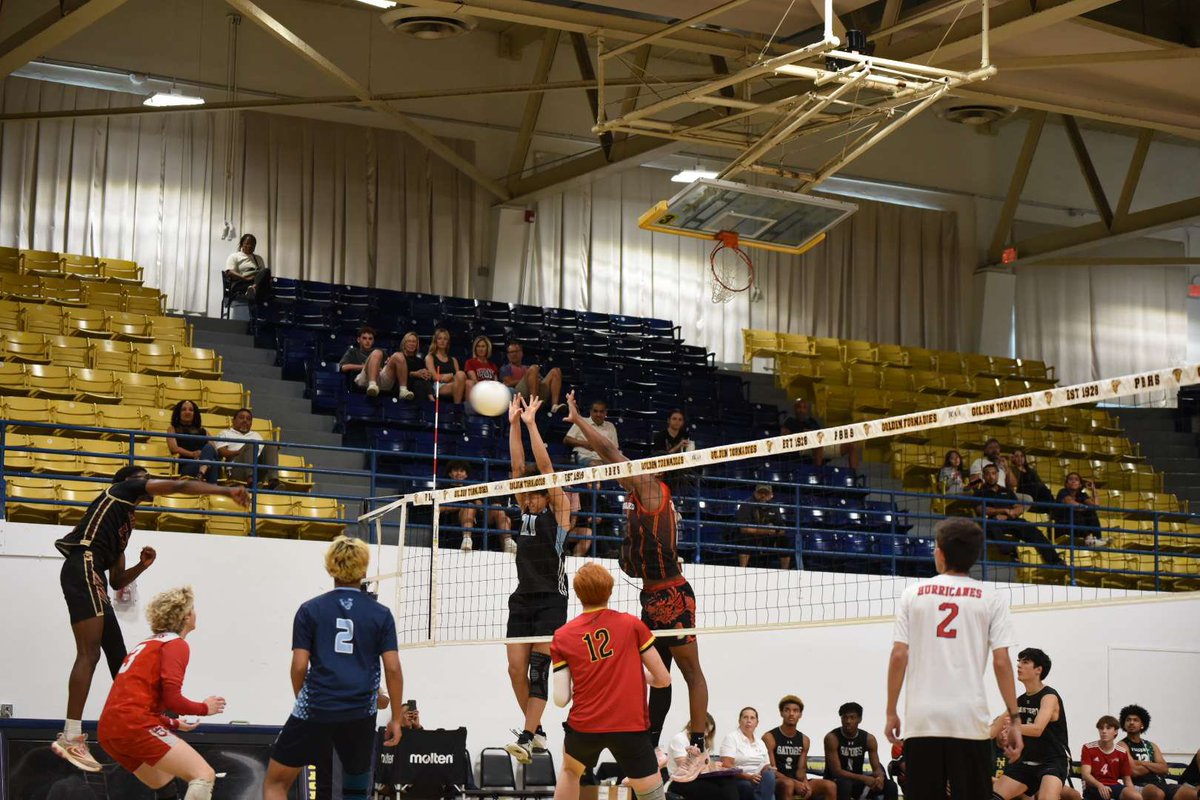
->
[621,481,681,582]
[552,609,655,734]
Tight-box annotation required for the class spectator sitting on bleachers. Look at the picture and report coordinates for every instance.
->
[969,439,1019,493]
[720,708,776,800]
[223,233,270,303]
[1010,449,1054,508]
[166,399,219,483]
[1120,705,1180,800]
[781,398,858,472]
[338,326,414,400]
[669,714,742,800]
[397,331,433,402]
[1080,715,1135,800]
[500,341,564,413]
[564,400,618,467]
[822,701,897,800]
[652,409,691,456]
[1052,473,1105,547]
[940,449,970,495]
[465,335,501,395]
[440,461,515,554]
[425,327,467,405]
[734,485,790,570]
[973,464,1064,566]
[216,407,279,488]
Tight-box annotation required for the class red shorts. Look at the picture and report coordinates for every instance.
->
[98,716,180,773]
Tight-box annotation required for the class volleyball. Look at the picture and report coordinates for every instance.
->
[469,380,511,416]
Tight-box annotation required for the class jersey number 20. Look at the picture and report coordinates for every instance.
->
[582,629,613,662]
[335,619,355,654]
[936,602,959,639]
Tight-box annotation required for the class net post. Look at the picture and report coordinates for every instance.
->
[430,497,440,642]
[394,502,407,620]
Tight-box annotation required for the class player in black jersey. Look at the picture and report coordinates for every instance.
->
[563,391,710,750]
[822,702,897,800]
[994,648,1070,800]
[51,465,248,773]
[1119,705,1195,800]
[762,695,834,800]
[503,396,571,765]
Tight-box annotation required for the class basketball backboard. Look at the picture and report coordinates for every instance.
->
[638,178,858,255]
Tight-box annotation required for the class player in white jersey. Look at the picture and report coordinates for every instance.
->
[884,518,1024,799]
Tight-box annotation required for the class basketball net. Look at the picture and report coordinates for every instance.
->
[710,231,754,304]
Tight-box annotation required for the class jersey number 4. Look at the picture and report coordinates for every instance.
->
[582,629,614,662]
[335,618,355,654]
[936,603,959,639]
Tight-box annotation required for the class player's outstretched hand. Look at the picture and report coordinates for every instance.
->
[522,395,542,423]
[139,546,157,569]
[204,696,227,715]
[384,717,404,747]
[885,712,901,745]
[564,391,583,423]
[508,394,523,424]
[227,486,250,507]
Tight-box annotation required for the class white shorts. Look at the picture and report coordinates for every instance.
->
[353,362,396,390]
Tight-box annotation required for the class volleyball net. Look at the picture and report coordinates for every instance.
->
[360,365,1200,647]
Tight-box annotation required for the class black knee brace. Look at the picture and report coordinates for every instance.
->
[528,651,551,701]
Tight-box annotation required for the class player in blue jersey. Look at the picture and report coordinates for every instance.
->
[262,536,405,800]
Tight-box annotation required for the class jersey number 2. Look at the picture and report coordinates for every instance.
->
[335,619,355,654]
[582,629,613,662]
[936,603,959,638]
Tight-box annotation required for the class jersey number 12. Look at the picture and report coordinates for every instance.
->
[582,629,613,662]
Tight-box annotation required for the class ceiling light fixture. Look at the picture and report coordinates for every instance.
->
[143,92,205,107]
[671,169,719,183]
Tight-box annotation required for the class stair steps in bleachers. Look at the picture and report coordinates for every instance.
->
[187,315,371,504]
[1116,408,1200,512]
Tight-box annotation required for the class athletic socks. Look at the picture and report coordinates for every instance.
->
[64,719,83,739]
[184,779,213,800]
[516,730,534,744]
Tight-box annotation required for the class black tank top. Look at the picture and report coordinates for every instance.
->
[430,352,455,376]
[767,727,805,779]
[621,481,682,582]
[1017,686,1068,765]
[514,507,567,597]
[1125,739,1167,787]
[827,728,868,776]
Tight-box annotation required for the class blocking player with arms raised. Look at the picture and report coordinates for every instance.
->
[262,536,405,800]
[563,391,710,749]
[551,562,671,800]
[885,518,1023,799]
[993,648,1070,800]
[762,695,834,800]
[98,586,226,800]
[52,465,249,772]
[503,395,572,764]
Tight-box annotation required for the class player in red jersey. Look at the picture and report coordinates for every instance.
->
[551,563,671,800]
[563,392,709,750]
[1080,716,1136,800]
[98,586,226,800]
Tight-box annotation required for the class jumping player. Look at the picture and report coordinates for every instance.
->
[53,465,249,772]
[97,586,226,800]
[563,391,709,749]
[823,702,897,800]
[550,562,671,800]
[262,536,405,800]
[762,695,834,800]
[503,395,571,764]
[993,648,1070,800]
[885,518,1023,799]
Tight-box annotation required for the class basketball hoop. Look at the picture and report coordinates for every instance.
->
[710,231,754,304]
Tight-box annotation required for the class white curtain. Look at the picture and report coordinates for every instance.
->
[0,77,483,315]
[1015,264,1188,403]
[522,168,963,364]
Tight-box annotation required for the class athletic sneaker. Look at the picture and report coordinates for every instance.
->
[52,733,102,772]
[504,730,534,764]
[502,537,518,555]
[670,746,705,782]
[366,381,380,397]
[1084,534,1108,547]
[399,387,415,401]
[551,403,566,415]
[532,726,548,752]
[461,534,473,552]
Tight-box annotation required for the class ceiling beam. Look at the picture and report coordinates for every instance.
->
[982,47,1200,71]
[0,0,130,79]
[602,0,755,61]
[1062,115,1113,230]
[569,32,613,160]
[989,110,1046,264]
[224,0,511,201]
[878,0,903,46]
[1114,129,1153,224]
[1025,257,1200,267]
[1014,195,1200,261]
[1067,17,1187,50]
[507,31,559,183]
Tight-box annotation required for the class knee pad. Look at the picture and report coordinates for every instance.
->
[342,770,371,800]
[528,651,551,701]
[636,783,666,800]
[184,779,213,800]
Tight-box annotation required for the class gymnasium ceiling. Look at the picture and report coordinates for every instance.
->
[2,0,1199,252]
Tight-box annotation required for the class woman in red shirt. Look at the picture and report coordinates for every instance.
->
[98,586,226,800]
[465,335,501,395]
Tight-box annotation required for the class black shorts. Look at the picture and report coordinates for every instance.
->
[1084,786,1126,800]
[902,737,992,800]
[640,578,696,646]
[61,550,111,624]
[562,725,659,779]
[1002,758,1069,791]
[507,592,567,638]
[269,715,376,773]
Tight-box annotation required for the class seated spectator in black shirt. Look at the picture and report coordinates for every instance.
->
[1052,472,1104,546]
[734,485,790,569]
[652,409,694,495]
[973,464,1063,565]
[440,461,515,554]
[1010,449,1054,507]
[781,398,858,472]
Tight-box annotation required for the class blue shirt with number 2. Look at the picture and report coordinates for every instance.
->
[291,587,398,722]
